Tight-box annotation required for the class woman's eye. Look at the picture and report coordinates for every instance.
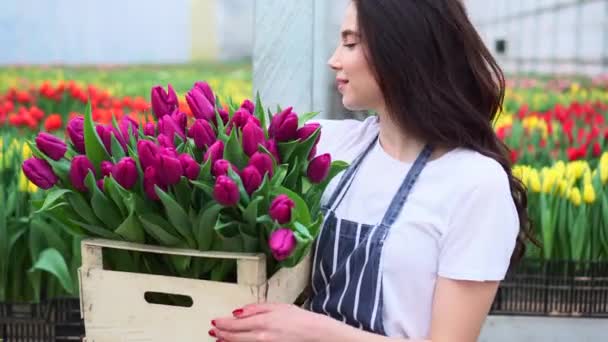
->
[343,43,357,49]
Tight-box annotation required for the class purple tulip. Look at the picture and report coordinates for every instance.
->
[204,140,224,165]
[172,110,188,133]
[269,228,297,261]
[66,117,85,154]
[194,81,216,107]
[297,123,321,159]
[241,165,262,195]
[137,140,160,170]
[269,107,298,142]
[248,152,273,177]
[119,116,139,142]
[228,109,252,132]
[307,153,331,183]
[179,154,201,180]
[157,152,182,186]
[143,166,166,200]
[186,87,215,121]
[240,99,255,114]
[213,175,240,206]
[22,157,58,190]
[97,178,105,192]
[157,134,175,148]
[158,114,186,140]
[188,119,216,150]
[100,161,113,177]
[144,122,156,136]
[151,84,178,118]
[70,155,95,192]
[269,195,295,224]
[96,124,126,155]
[264,139,281,163]
[35,132,67,161]
[212,159,238,177]
[242,118,265,157]
[111,157,138,189]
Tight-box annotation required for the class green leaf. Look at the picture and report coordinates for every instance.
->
[66,192,103,225]
[270,165,288,187]
[115,212,146,243]
[156,187,195,247]
[277,140,299,162]
[191,180,214,198]
[254,92,268,138]
[243,196,263,230]
[283,156,300,190]
[29,248,75,294]
[293,221,313,240]
[69,219,121,239]
[35,188,72,214]
[139,213,183,246]
[297,111,320,126]
[225,128,247,169]
[291,127,320,165]
[227,167,250,205]
[196,203,223,251]
[110,132,126,161]
[173,177,192,210]
[85,172,122,230]
[104,176,129,217]
[83,101,110,173]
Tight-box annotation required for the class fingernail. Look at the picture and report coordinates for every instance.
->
[232,308,244,317]
[208,329,216,337]
[211,320,216,327]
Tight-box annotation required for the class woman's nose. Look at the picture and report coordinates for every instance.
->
[327,49,341,71]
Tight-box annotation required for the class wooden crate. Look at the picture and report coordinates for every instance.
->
[78,238,311,342]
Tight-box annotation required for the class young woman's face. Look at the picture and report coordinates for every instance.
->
[328,2,384,112]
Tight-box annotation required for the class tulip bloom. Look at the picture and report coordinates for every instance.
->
[35,132,67,161]
[269,194,295,224]
[111,157,138,189]
[269,228,297,261]
[67,117,85,153]
[269,107,298,141]
[70,155,95,192]
[248,152,274,178]
[241,165,262,195]
[151,84,178,118]
[242,118,265,156]
[22,157,59,189]
[307,153,331,183]
[214,175,240,206]
[188,119,216,150]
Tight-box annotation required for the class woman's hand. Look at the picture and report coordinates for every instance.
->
[210,303,329,342]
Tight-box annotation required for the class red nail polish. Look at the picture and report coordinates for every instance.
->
[211,320,216,327]
[232,308,244,317]
[208,329,216,337]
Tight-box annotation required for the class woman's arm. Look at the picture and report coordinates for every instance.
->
[210,276,498,342]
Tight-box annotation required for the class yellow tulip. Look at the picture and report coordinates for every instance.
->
[600,153,608,184]
[570,187,582,206]
[583,182,596,204]
[541,168,557,194]
[529,169,541,193]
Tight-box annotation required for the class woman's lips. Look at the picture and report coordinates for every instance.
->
[336,79,349,92]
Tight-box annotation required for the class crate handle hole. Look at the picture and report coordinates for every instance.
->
[144,291,194,307]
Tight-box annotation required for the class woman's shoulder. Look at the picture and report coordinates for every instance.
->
[429,148,512,203]
[314,115,379,163]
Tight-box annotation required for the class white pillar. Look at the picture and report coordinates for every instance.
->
[253,0,349,119]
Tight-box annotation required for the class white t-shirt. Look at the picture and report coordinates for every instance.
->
[314,116,519,338]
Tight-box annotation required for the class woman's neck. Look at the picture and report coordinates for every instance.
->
[376,112,426,163]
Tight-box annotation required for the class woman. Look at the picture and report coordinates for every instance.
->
[210,0,531,341]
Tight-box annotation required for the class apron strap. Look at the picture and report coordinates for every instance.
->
[380,144,433,227]
[322,135,379,213]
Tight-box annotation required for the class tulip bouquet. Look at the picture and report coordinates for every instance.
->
[22,81,347,281]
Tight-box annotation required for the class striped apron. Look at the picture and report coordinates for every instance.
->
[309,136,432,335]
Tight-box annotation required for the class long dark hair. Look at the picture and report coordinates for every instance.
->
[353,0,534,265]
